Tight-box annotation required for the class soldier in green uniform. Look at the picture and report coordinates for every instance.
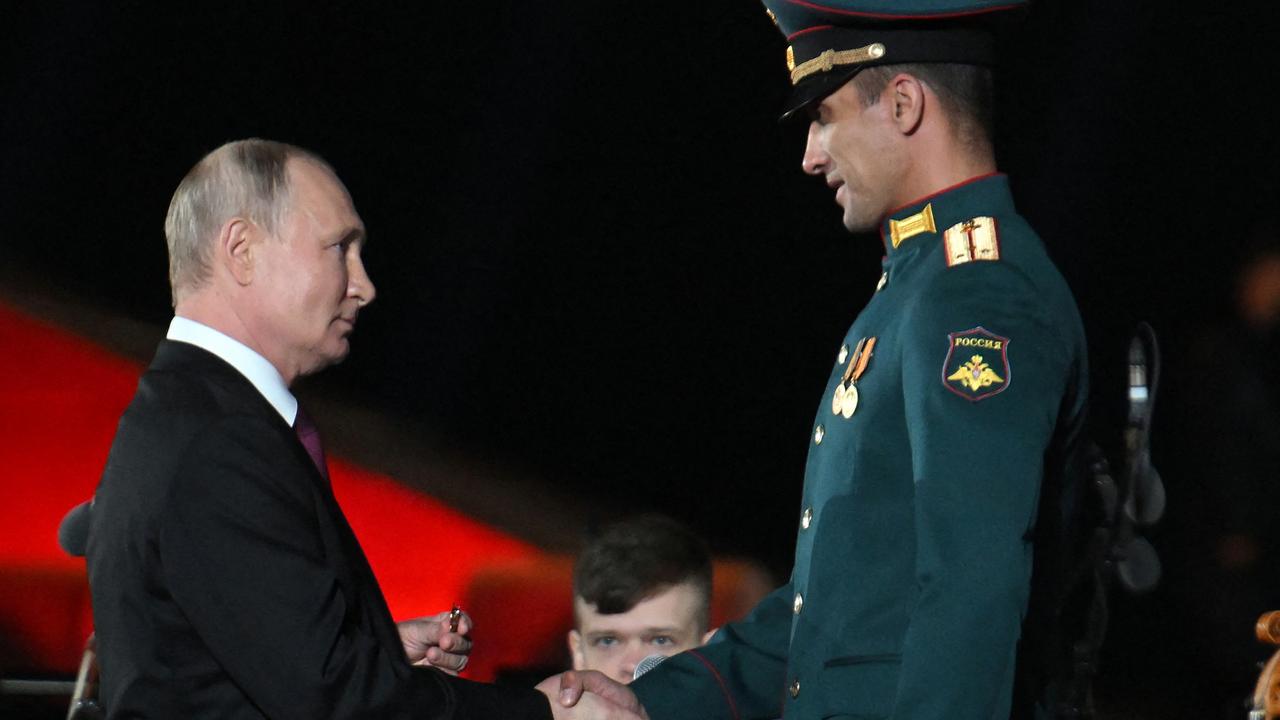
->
[551,1,1088,718]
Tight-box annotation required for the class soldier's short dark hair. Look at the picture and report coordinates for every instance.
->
[852,63,994,155]
[573,514,712,630]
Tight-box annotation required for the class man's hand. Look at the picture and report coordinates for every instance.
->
[397,609,472,674]
[536,670,649,720]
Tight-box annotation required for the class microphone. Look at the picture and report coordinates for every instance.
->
[1123,324,1165,528]
[632,653,668,681]
[58,499,94,557]
[1115,323,1164,594]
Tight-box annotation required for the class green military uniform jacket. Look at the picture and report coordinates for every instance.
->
[633,173,1088,719]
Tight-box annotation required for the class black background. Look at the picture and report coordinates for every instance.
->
[5,2,1280,716]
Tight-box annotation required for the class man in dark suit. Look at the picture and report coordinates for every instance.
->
[551,1,1089,718]
[87,139,640,719]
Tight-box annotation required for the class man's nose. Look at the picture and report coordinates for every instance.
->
[618,646,651,682]
[349,256,376,307]
[801,120,827,176]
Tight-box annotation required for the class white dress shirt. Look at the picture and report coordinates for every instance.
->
[166,316,298,426]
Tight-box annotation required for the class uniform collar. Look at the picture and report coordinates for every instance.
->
[878,172,1012,258]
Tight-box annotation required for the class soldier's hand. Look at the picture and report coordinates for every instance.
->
[537,671,648,720]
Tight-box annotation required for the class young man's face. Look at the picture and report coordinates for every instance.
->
[568,582,708,684]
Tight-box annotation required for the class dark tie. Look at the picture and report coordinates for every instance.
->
[293,406,329,481]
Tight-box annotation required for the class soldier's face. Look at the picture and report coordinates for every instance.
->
[568,582,707,684]
[801,80,906,233]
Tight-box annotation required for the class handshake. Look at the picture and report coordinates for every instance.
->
[536,670,649,720]
[399,609,650,720]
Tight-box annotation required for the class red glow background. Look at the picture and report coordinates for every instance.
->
[0,302,546,679]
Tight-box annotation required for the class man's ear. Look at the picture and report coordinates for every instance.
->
[889,73,926,135]
[218,218,257,286]
[567,629,586,671]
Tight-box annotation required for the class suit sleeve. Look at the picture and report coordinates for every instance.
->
[158,415,551,720]
[632,581,792,720]
[892,264,1071,719]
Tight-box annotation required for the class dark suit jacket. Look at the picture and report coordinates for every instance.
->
[87,340,551,719]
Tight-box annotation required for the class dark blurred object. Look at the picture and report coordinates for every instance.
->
[1045,323,1164,720]
[66,633,101,720]
[1172,230,1280,716]
[62,502,102,719]
[57,501,92,559]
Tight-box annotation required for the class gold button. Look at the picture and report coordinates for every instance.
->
[801,507,813,530]
[789,679,801,699]
[813,425,824,444]
[837,344,849,364]
[876,271,888,292]
[793,593,804,615]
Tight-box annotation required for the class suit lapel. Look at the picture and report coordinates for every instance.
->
[153,341,403,646]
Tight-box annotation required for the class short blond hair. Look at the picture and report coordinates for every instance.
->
[163,138,330,304]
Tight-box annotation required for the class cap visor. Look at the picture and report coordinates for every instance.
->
[778,68,862,121]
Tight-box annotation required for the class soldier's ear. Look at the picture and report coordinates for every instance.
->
[218,218,257,286]
[888,73,925,135]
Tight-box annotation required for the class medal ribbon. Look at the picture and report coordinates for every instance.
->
[841,337,876,386]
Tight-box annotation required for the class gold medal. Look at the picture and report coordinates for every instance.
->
[831,383,846,415]
[841,384,859,418]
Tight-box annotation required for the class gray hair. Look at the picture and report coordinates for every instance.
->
[163,138,330,305]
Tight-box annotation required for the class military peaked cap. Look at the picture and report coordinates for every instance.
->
[760,0,1028,119]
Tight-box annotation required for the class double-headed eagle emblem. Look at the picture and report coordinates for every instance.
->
[947,354,1005,392]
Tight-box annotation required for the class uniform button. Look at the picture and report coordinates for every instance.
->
[876,271,888,292]
[793,592,804,615]
[800,506,813,530]
[837,344,849,364]
[813,425,824,444]
[789,679,801,699]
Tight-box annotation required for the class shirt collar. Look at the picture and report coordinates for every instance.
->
[166,316,298,426]
[878,172,1013,259]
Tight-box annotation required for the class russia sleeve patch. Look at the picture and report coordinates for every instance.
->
[942,327,1010,401]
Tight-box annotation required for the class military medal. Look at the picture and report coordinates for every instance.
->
[832,337,875,417]
[841,384,859,418]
